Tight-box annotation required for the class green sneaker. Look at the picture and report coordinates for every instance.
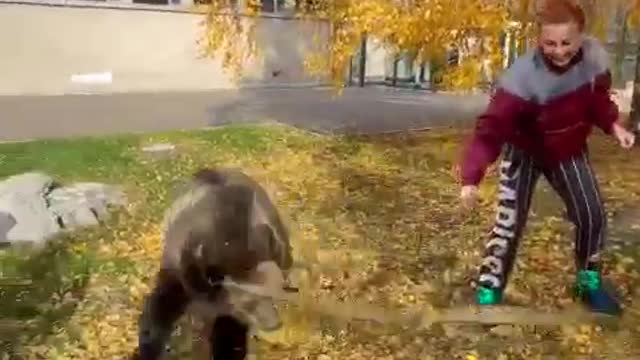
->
[476,285,503,305]
[575,270,622,316]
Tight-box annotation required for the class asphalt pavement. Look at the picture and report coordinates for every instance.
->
[0,86,489,142]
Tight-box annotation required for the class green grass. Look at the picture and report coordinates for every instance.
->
[0,123,323,358]
[0,136,138,181]
[0,123,639,359]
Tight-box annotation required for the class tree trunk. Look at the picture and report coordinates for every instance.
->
[358,34,367,87]
[614,9,629,86]
[392,57,399,87]
[347,56,354,87]
[629,32,640,135]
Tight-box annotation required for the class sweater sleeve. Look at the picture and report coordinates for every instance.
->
[460,88,533,186]
[590,70,619,135]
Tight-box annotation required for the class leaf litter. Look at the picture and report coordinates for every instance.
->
[2,124,640,359]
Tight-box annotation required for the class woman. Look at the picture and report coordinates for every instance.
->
[459,0,635,315]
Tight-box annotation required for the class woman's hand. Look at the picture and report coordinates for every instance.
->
[612,122,636,149]
[460,185,479,210]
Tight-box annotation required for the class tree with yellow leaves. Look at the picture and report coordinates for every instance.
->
[197,0,640,95]
[198,0,511,91]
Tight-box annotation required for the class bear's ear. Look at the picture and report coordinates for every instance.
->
[192,168,226,186]
[248,223,274,264]
[194,243,203,260]
[179,239,212,295]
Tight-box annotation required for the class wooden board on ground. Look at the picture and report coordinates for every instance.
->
[223,279,618,330]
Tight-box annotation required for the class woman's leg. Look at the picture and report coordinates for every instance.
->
[477,145,541,304]
[543,151,607,271]
[543,151,621,315]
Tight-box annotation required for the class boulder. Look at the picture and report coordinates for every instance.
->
[0,172,61,246]
[0,172,54,196]
[0,211,17,242]
[141,143,176,160]
[46,182,127,229]
[0,172,128,247]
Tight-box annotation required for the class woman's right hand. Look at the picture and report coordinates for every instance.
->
[612,122,636,149]
[460,185,479,210]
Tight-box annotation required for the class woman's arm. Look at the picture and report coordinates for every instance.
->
[460,88,532,186]
[590,70,619,135]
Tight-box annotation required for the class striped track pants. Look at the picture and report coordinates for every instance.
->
[478,144,607,291]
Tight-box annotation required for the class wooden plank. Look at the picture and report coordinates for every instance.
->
[0,278,33,286]
[0,320,37,332]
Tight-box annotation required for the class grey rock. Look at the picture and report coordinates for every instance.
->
[0,172,127,246]
[141,143,175,153]
[0,211,17,242]
[59,207,100,229]
[0,191,61,245]
[0,172,54,197]
[141,143,176,160]
[0,172,60,246]
[46,182,127,229]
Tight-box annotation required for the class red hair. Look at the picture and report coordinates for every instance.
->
[536,0,586,31]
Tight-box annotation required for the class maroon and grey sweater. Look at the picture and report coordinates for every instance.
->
[460,37,619,186]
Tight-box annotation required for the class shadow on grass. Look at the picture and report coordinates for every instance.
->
[0,234,95,357]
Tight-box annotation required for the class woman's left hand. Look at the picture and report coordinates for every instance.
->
[612,122,636,149]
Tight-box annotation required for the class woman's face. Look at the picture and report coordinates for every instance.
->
[538,22,583,67]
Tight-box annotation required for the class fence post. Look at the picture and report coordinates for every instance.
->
[347,56,354,87]
[358,34,367,87]
[392,57,399,87]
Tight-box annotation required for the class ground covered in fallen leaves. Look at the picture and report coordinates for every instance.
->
[1,123,639,359]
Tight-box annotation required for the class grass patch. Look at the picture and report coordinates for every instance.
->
[1,123,639,359]
[0,136,139,182]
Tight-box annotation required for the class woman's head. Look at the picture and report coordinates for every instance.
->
[536,0,585,68]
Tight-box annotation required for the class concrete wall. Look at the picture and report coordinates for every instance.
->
[364,37,387,82]
[0,1,330,95]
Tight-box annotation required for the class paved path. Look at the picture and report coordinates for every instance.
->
[0,87,489,142]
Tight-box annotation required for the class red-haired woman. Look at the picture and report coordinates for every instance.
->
[459,0,635,315]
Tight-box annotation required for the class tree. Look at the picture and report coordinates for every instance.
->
[198,0,510,91]
[197,0,262,82]
[197,0,640,95]
[623,0,640,134]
